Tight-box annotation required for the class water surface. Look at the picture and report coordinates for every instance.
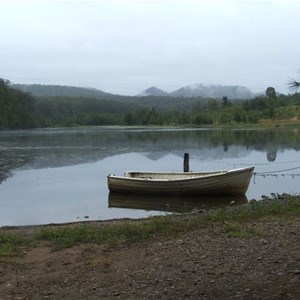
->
[1,127,300,226]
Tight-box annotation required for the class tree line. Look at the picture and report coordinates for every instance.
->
[0,79,36,129]
[1,78,300,129]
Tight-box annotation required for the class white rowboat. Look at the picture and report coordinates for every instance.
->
[107,166,254,196]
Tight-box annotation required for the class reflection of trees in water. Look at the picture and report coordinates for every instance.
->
[223,143,229,152]
[1,127,300,183]
[0,171,9,183]
[0,150,34,183]
[266,146,278,162]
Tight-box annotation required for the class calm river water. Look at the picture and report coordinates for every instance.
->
[1,127,300,226]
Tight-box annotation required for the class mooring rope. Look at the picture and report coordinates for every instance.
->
[203,159,300,167]
[254,166,300,177]
[255,166,300,175]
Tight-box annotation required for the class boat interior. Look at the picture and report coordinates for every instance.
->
[123,171,226,180]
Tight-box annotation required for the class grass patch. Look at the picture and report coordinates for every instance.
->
[201,196,300,225]
[223,223,266,238]
[36,216,192,250]
[0,233,30,258]
[1,195,300,255]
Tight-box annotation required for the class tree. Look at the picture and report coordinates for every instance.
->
[0,78,35,129]
[223,96,228,106]
[266,87,276,99]
[288,79,300,93]
[265,87,277,118]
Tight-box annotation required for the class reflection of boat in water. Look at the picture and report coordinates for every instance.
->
[107,167,254,196]
[108,192,248,213]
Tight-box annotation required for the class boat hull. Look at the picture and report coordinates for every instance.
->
[107,167,254,196]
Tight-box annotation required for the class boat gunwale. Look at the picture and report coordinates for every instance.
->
[108,167,254,183]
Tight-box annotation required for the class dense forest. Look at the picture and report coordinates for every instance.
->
[1,78,300,129]
[0,79,36,129]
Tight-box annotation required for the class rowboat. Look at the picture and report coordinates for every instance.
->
[107,166,254,196]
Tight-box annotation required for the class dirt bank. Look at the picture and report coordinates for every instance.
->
[1,215,300,300]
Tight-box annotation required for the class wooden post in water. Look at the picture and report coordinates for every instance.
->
[184,153,189,172]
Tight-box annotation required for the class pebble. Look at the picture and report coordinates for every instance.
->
[290,277,300,284]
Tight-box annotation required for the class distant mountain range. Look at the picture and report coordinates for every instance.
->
[13,83,258,99]
[12,83,115,99]
[138,83,256,99]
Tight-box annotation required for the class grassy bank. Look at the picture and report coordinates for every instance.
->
[1,195,300,258]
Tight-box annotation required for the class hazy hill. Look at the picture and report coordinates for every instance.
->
[138,86,169,97]
[12,84,116,99]
[138,83,255,99]
[169,83,254,99]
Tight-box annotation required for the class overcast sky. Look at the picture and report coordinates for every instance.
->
[1,0,300,95]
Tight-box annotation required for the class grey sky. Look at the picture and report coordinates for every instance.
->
[1,0,300,95]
